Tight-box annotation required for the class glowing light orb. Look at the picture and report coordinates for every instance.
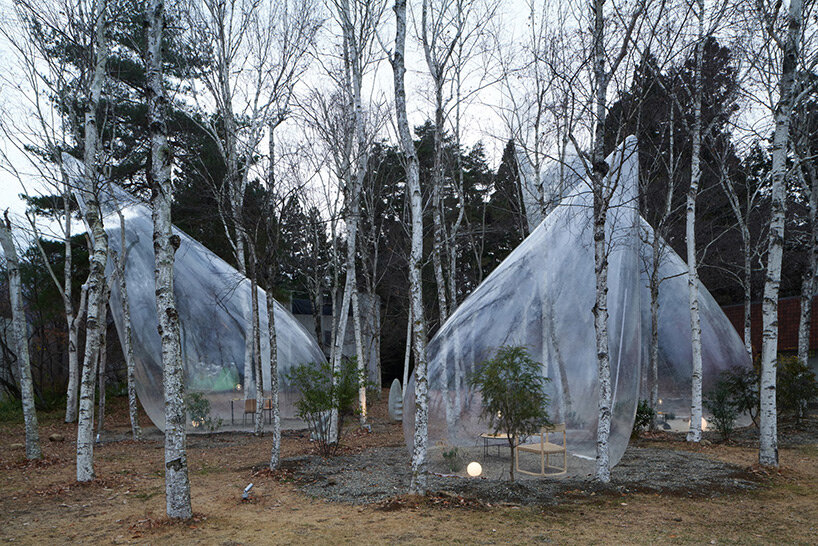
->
[466,461,482,477]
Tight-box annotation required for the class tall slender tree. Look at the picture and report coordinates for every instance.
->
[757,0,806,468]
[392,0,429,495]
[0,214,41,460]
[147,0,192,519]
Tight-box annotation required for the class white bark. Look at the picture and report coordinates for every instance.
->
[96,294,109,434]
[352,285,367,423]
[797,166,817,369]
[0,216,41,460]
[402,305,412,399]
[147,0,192,518]
[62,180,79,424]
[759,0,803,468]
[585,0,642,484]
[393,0,429,495]
[113,209,141,440]
[267,291,281,470]
[76,0,109,483]
[249,247,264,435]
[686,14,705,444]
[590,0,612,484]
[329,0,377,430]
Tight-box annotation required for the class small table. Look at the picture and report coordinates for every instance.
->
[479,432,514,457]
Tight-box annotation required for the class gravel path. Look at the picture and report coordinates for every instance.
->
[288,444,758,506]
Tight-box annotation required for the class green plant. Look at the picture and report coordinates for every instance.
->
[777,356,818,422]
[632,399,656,439]
[441,447,463,473]
[184,392,222,434]
[286,358,365,456]
[723,365,760,427]
[0,396,23,423]
[468,345,551,481]
[704,377,739,441]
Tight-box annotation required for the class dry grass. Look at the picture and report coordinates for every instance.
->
[1,394,817,545]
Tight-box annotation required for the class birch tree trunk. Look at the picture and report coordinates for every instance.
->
[96,295,110,434]
[0,216,41,460]
[114,210,141,439]
[421,0,450,325]
[797,170,817,368]
[267,289,281,470]
[61,179,80,424]
[758,0,802,469]
[76,0,110,483]
[649,231,661,427]
[147,0,192,518]
[686,13,705,443]
[393,0,429,495]
[590,0,612,484]
[402,305,412,398]
[249,247,264,435]
[330,0,370,429]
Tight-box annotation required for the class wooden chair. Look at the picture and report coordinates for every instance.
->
[262,398,273,424]
[242,398,257,425]
[515,423,567,477]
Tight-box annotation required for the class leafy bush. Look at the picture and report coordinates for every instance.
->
[286,358,364,456]
[777,356,818,422]
[632,399,656,439]
[184,392,223,434]
[704,377,740,441]
[722,365,759,427]
[468,345,550,481]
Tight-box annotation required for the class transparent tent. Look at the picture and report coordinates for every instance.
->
[64,156,326,432]
[404,137,750,468]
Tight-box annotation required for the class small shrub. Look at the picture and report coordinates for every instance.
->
[468,345,550,482]
[704,377,739,441]
[441,447,463,473]
[632,399,656,439]
[0,396,23,423]
[777,356,818,422]
[286,358,364,456]
[723,365,760,427]
[184,392,223,434]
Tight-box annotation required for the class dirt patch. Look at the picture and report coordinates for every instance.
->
[1,394,817,544]
[290,444,758,506]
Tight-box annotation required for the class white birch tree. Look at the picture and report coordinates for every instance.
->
[391,0,429,495]
[147,0,193,519]
[75,0,111,483]
[576,0,646,483]
[754,0,808,468]
[0,0,89,424]
[0,214,42,460]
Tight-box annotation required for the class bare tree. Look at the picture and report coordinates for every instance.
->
[0,214,41,460]
[0,0,93,424]
[572,0,647,483]
[391,0,429,495]
[146,0,192,519]
[752,0,810,468]
[75,0,111,483]
[793,96,818,372]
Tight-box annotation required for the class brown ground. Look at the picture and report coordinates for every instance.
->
[1,394,817,545]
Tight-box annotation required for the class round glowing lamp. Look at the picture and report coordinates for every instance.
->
[466,461,482,477]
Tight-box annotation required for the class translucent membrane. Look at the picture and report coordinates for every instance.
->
[64,157,326,431]
[404,137,749,466]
